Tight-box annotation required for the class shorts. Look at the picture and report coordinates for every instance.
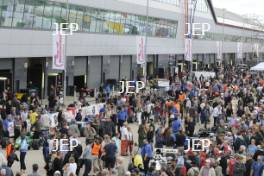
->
[104,157,116,169]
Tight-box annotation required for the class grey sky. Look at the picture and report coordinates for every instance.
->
[212,0,264,18]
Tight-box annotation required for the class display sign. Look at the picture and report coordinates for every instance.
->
[254,43,259,57]
[185,38,192,61]
[216,41,223,60]
[237,42,243,59]
[52,33,65,70]
[157,79,170,88]
[136,36,146,64]
[81,103,105,117]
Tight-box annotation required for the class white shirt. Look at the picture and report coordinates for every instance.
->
[21,111,28,122]
[127,131,133,141]
[66,163,77,176]
[120,126,128,140]
[146,103,153,113]
[212,106,221,117]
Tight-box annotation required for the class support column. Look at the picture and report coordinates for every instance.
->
[66,56,74,96]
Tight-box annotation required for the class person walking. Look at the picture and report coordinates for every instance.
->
[63,157,77,176]
[102,140,117,176]
[19,135,28,174]
[82,139,93,176]
[199,159,216,176]
[127,127,134,156]
[120,122,129,156]
[141,139,153,175]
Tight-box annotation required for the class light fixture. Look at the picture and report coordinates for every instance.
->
[46,61,49,68]
[71,60,75,66]
[0,77,7,81]
[107,59,110,64]
[24,62,28,69]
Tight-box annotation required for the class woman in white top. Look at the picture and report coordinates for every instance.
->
[63,157,77,176]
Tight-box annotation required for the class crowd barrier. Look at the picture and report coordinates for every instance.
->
[40,103,105,128]
[194,71,216,79]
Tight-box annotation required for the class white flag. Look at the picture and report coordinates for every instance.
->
[254,43,259,57]
[185,38,192,61]
[216,41,223,60]
[136,36,146,64]
[52,33,65,70]
[237,42,243,59]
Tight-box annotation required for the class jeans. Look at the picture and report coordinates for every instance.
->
[20,151,27,170]
[83,159,92,176]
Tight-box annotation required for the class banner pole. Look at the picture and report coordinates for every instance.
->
[64,0,69,104]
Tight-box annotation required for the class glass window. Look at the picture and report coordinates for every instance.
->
[60,3,67,22]
[75,6,84,31]
[1,0,15,27]
[0,0,178,38]
[42,1,53,29]
[53,3,62,23]
[124,14,133,34]
[82,8,91,32]
[12,0,25,28]
[32,0,45,29]
[69,4,77,24]
[90,16,97,33]
[0,0,3,23]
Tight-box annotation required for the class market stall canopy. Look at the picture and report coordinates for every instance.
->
[250,62,264,71]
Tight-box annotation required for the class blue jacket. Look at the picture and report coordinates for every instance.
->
[118,111,127,121]
[141,144,153,159]
[172,119,181,134]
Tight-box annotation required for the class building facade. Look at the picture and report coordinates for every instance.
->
[0,0,263,97]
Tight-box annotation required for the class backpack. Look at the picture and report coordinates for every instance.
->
[234,162,245,175]
[8,153,15,163]
[189,167,199,176]
[227,159,235,176]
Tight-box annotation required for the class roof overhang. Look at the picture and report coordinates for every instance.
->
[206,0,264,33]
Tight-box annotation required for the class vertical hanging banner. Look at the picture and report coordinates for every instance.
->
[52,33,65,70]
[237,42,243,59]
[185,38,192,61]
[216,41,223,60]
[136,36,146,64]
[254,43,259,57]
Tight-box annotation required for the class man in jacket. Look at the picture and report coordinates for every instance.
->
[141,139,153,175]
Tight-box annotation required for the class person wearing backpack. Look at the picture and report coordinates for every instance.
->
[233,155,246,176]
[227,156,235,176]
[187,162,199,176]
[19,135,29,174]
[7,145,19,167]
[250,155,264,176]
[199,159,216,176]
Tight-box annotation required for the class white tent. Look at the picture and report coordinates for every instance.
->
[250,62,264,71]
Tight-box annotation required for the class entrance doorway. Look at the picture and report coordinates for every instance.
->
[74,75,85,92]
[47,73,63,97]
[27,59,44,98]
[0,70,12,92]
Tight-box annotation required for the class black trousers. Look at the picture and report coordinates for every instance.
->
[83,159,92,176]
[20,151,27,170]
[143,157,151,175]
[118,119,125,133]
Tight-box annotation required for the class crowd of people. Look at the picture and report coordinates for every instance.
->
[0,65,264,176]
